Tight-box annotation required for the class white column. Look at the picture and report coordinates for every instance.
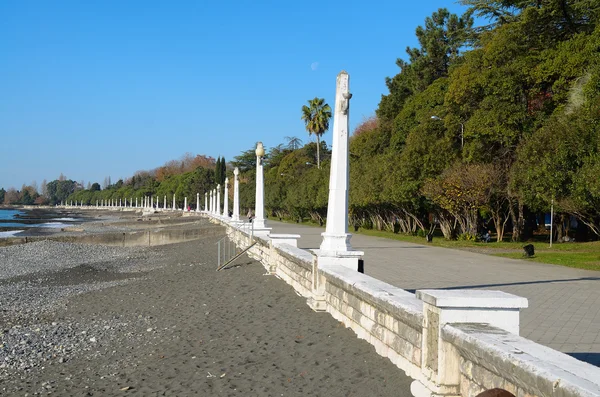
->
[223,178,229,218]
[130,197,133,208]
[232,167,240,221]
[216,184,221,216]
[119,199,122,207]
[320,71,355,253]
[212,189,216,214]
[317,71,363,270]
[209,191,213,213]
[135,197,138,208]
[196,193,200,212]
[184,197,187,211]
[205,192,208,212]
[164,195,167,210]
[124,198,127,207]
[213,189,217,214]
[172,194,176,210]
[253,142,267,229]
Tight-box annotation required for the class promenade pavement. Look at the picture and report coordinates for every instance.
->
[267,220,600,366]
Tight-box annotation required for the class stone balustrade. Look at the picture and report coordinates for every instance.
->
[210,214,600,397]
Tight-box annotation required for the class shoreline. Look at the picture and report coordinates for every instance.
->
[0,210,412,396]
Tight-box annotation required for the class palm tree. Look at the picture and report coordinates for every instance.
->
[301,97,332,169]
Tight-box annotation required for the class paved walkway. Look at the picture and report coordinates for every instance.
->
[268,220,600,366]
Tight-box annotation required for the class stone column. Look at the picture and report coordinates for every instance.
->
[209,191,213,213]
[320,71,354,253]
[196,193,200,212]
[213,189,217,214]
[205,192,208,212]
[232,167,240,222]
[135,197,138,208]
[164,195,167,210]
[96,200,98,208]
[216,184,221,217]
[253,142,268,230]
[124,198,127,207]
[223,178,229,218]
[184,197,187,211]
[172,194,176,210]
[130,197,133,208]
[119,199,122,207]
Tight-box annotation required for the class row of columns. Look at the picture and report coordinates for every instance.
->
[204,168,241,221]
[204,70,360,265]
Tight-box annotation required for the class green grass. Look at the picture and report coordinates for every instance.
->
[356,228,600,271]
[493,252,600,271]
[272,218,600,271]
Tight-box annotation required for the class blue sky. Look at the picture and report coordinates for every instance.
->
[0,0,472,190]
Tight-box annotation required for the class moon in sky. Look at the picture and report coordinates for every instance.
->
[310,62,319,71]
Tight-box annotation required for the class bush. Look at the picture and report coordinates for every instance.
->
[457,232,478,241]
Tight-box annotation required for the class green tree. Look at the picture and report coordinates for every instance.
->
[301,97,332,169]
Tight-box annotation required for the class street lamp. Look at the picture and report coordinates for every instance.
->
[254,142,267,230]
[255,142,265,165]
[431,115,464,149]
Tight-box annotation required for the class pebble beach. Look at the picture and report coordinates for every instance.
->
[0,209,412,396]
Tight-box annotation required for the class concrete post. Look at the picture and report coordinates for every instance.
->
[254,142,268,230]
[232,167,240,222]
[213,189,217,214]
[205,192,208,212]
[320,71,354,253]
[223,178,229,218]
[216,184,221,217]
[316,71,363,271]
[196,193,200,212]
[412,290,528,397]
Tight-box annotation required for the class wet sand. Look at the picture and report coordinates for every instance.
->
[0,217,412,396]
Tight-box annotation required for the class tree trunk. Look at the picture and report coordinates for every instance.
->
[509,199,524,242]
[316,134,321,169]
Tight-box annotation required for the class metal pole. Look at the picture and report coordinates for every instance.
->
[550,197,554,248]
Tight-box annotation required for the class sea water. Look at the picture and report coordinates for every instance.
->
[0,209,80,237]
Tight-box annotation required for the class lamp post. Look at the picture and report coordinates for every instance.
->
[254,142,267,230]
[431,115,463,149]
[232,167,240,222]
[216,184,221,216]
[224,178,229,218]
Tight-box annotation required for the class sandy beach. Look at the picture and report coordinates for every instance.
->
[0,210,411,396]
